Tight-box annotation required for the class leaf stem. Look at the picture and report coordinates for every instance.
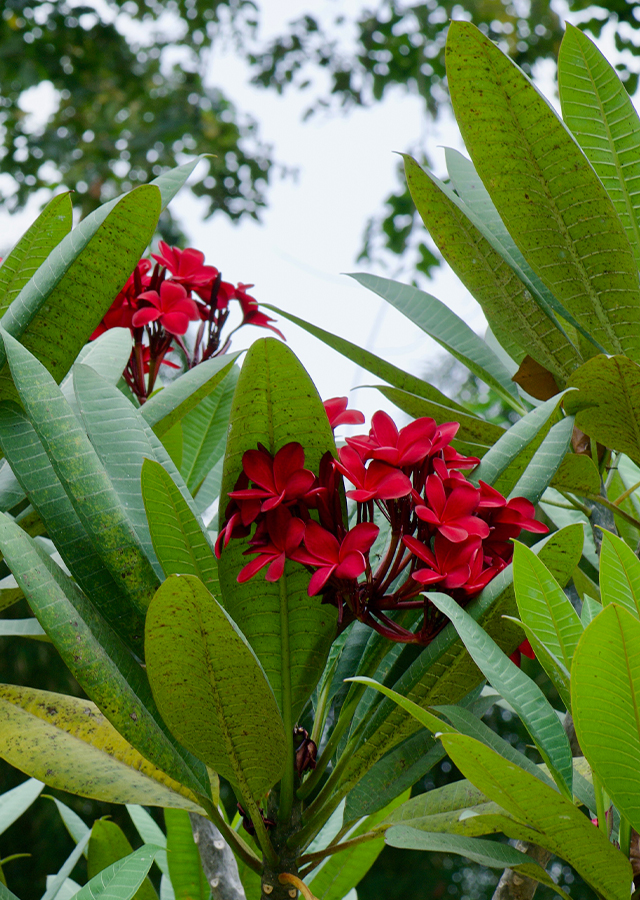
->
[619,814,632,858]
[297,830,382,871]
[613,479,640,508]
[585,493,640,533]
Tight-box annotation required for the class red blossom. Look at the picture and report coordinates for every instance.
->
[404,534,480,590]
[415,472,490,543]
[510,638,536,667]
[334,446,412,502]
[229,443,318,517]
[323,397,365,430]
[237,507,306,583]
[152,242,218,290]
[235,283,285,339]
[295,521,379,595]
[132,281,200,336]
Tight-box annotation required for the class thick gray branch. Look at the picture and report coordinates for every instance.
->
[190,813,247,900]
[491,842,553,900]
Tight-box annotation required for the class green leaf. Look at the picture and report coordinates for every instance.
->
[439,732,632,900]
[164,810,207,900]
[265,305,469,414]
[88,820,157,900]
[140,355,239,438]
[446,20,640,361]
[141,459,219,596]
[126,806,168,878]
[0,686,206,812]
[559,24,640,267]
[565,355,640,467]
[0,186,159,405]
[599,531,640,617]
[307,792,409,900]
[444,147,591,354]
[180,365,239,494]
[347,677,456,738]
[572,604,640,833]
[41,831,92,900]
[0,332,160,625]
[0,403,142,649]
[0,516,208,799]
[0,193,72,317]
[0,885,20,900]
[217,338,338,721]
[581,594,602,626]
[333,525,583,802]
[405,154,579,384]
[61,328,133,417]
[513,543,583,668]
[0,618,47,640]
[145,574,286,800]
[427,592,573,797]
[505,617,573,711]
[507,415,574,504]
[0,778,43,836]
[48,797,90,850]
[384,828,569,898]
[349,272,523,411]
[467,394,564,491]
[371,385,504,448]
[73,845,161,900]
[551,454,601,495]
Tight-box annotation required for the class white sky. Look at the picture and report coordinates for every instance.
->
[2,0,624,428]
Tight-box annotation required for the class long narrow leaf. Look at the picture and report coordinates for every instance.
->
[73,846,161,900]
[0,778,44,836]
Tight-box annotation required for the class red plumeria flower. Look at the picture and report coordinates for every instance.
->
[295,520,379,595]
[442,443,481,470]
[195,278,236,314]
[235,283,285,339]
[230,442,318,516]
[152,241,218,289]
[415,472,490,543]
[323,397,365,430]
[132,282,200,336]
[481,496,549,561]
[334,446,412,502]
[91,259,151,339]
[510,638,536,667]
[404,534,479,590]
[347,411,438,467]
[238,507,306,583]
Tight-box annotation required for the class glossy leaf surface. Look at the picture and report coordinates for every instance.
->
[88,820,157,900]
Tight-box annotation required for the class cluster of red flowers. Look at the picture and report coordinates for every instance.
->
[91,242,283,402]
[217,399,548,646]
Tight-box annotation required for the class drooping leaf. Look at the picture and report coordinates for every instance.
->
[73,845,161,900]
[506,415,574,503]
[572,604,640,833]
[599,531,640,617]
[1,333,160,617]
[141,459,219,596]
[265,305,470,413]
[349,272,523,411]
[439,733,632,900]
[164,809,207,900]
[467,394,564,491]
[88,820,158,900]
[565,355,640,467]
[405,154,579,384]
[384,828,569,898]
[446,20,640,362]
[0,778,44,836]
[0,402,144,649]
[0,516,208,798]
[427,592,573,796]
[558,24,640,267]
[127,806,169,878]
[140,354,239,438]
[217,338,338,721]
[41,831,92,900]
[0,193,72,316]
[513,543,583,668]
[48,797,90,850]
[0,686,206,812]
[145,574,286,801]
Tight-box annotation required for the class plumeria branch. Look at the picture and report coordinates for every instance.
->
[297,830,382,874]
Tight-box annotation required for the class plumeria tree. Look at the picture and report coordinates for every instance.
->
[3,17,640,900]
